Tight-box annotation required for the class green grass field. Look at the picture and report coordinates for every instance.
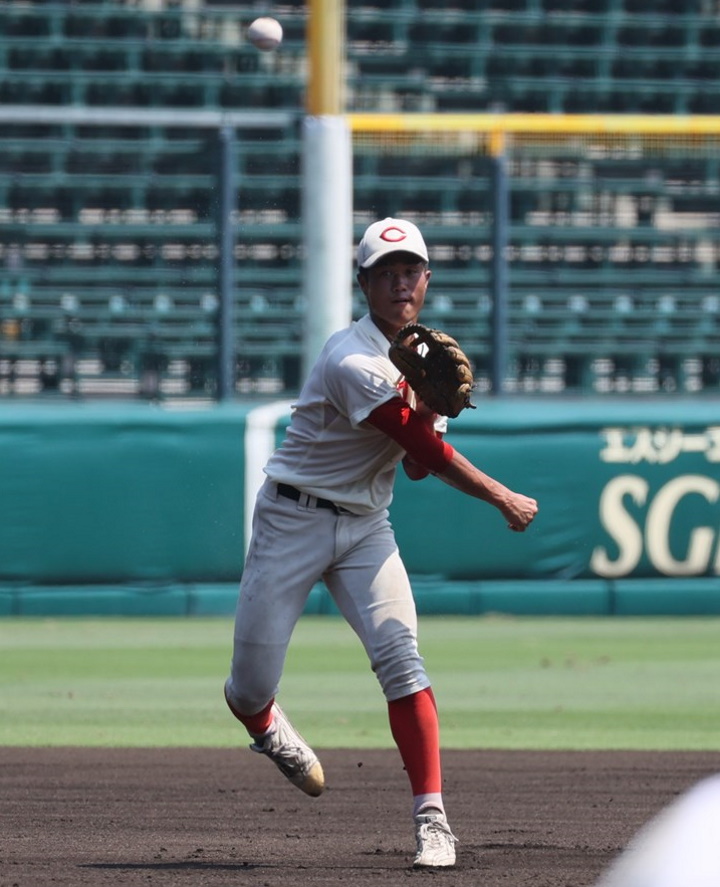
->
[1,615,718,750]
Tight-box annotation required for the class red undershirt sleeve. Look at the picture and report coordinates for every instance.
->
[367,398,455,475]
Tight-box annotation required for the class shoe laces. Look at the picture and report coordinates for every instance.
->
[417,815,458,848]
[250,723,310,776]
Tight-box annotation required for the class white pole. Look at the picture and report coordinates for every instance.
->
[301,115,353,379]
[244,400,294,552]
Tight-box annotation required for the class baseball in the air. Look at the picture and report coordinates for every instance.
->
[247,17,283,51]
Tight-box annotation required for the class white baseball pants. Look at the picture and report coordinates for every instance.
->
[225,479,431,715]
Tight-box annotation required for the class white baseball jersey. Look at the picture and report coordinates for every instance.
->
[265,314,405,514]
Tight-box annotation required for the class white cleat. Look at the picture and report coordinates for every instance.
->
[249,703,325,797]
[413,812,458,868]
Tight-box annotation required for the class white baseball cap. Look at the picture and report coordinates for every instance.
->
[356,217,429,268]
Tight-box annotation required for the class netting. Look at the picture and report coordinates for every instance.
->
[350,116,720,395]
[0,114,302,399]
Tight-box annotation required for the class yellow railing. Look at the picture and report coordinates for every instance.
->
[347,113,720,157]
[347,113,720,134]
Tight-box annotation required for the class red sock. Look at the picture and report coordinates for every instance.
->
[225,692,275,736]
[387,687,442,795]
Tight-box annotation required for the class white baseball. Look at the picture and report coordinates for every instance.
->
[247,17,283,51]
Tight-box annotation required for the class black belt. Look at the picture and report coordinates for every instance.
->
[276,483,340,513]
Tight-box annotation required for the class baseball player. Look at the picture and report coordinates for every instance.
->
[224,217,538,868]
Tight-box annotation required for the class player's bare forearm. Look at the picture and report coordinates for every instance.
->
[436,450,538,532]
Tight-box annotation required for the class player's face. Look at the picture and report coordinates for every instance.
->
[358,253,431,339]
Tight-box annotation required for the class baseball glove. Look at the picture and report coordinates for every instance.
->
[388,323,476,418]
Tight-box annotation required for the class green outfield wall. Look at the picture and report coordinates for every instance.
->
[0,400,718,616]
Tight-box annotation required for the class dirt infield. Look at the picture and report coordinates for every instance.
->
[3,748,719,887]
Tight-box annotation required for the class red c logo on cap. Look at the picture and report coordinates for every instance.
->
[379,226,408,243]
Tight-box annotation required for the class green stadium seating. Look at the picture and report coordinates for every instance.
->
[2,1,720,397]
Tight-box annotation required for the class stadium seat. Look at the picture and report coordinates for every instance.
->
[2,1,720,397]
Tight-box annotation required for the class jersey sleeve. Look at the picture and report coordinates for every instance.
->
[366,398,455,475]
[324,350,400,428]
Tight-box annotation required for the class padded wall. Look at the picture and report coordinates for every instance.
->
[0,399,718,615]
[0,403,246,585]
